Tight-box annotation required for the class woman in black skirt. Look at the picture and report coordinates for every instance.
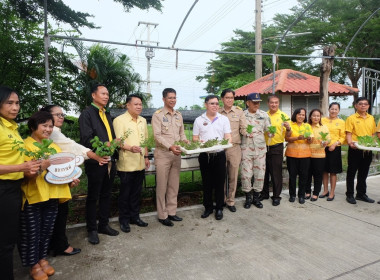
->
[321,103,346,201]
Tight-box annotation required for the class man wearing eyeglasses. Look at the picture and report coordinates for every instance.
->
[345,97,376,204]
[193,95,231,220]
[152,88,188,227]
[219,89,247,213]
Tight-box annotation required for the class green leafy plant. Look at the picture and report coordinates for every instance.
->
[319,131,329,141]
[13,139,57,160]
[357,135,379,147]
[90,129,132,157]
[281,114,290,122]
[175,138,229,151]
[268,126,277,134]
[201,138,219,148]
[220,138,229,145]
[174,140,200,150]
[299,126,312,138]
[246,124,254,134]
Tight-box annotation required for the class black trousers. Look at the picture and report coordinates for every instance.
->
[346,148,372,197]
[50,201,70,253]
[287,157,310,198]
[85,162,116,232]
[118,170,145,224]
[199,152,226,211]
[263,144,284,199]
[306,158,325,196]
[0,179,22,280]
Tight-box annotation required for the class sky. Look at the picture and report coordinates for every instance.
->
[57,0,314,108]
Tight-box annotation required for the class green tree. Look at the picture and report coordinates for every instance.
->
[72,42,143,111]
[0,1,78,118]
[8,0,163,31]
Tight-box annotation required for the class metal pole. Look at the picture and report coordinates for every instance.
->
[172,0,199,48]
[255,0,262,79]
[44,0,52,104]
[272,55,276,94]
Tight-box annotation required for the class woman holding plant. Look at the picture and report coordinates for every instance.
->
[305,109,330,201]
[321,102,346,201]
[285,108,313,204]
[0,86,40,280]
[40,105,109,257]
[19,111,76,280]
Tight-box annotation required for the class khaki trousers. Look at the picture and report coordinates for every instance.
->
[154,149,181,219]
[225,145,242,206]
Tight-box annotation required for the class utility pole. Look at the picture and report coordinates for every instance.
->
[136,21,160,96]
[254,0,262,79]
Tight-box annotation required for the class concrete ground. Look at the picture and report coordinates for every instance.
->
[14,176,380,280]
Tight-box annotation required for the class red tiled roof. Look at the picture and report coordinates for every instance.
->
[235,69,358,97]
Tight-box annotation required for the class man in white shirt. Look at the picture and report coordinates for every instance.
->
[193,95,231,220]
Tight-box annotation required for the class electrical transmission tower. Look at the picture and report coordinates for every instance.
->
[136,21,161,96]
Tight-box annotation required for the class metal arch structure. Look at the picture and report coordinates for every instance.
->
[172,0,199,48]
[362,67,380,115]
[343,7,380,58]
[271,0,319,94]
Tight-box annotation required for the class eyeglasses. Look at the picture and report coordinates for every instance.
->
[53,113,66,118]
[207,102,219,106]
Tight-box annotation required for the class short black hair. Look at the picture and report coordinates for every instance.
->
[291,108,307,123]
[308,108,322,125]
[355,97,369,104]
[162,88,176,98]
[40,104,59,113]
[329,102,340,110]
[90,83,106,95]
[267,95,280,102]
[28,111,54,132]
[0,85,18,107]
[126,94,143,104]
[221,88,235,98]
[205,95,219,103]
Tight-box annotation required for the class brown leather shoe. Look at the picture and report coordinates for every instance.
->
[38,259,55,276]
[30,264,48,280]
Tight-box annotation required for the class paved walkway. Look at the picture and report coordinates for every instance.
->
[14,176,380,280]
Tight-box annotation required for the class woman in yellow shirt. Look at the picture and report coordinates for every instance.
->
[0,86,40,280]
[321,103,346,201]
[19,111,78,280]
[305,109,330,201]
[285,108,313,204]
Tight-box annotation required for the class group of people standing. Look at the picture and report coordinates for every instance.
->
[1,83,380,280]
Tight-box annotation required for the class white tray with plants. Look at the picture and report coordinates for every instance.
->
[354,135,380,152]
[175,138,232,155]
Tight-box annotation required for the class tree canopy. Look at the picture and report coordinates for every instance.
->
[8,0,163,32]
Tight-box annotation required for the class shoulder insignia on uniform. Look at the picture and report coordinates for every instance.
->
[154,109,162,114]
[235,106,242,110]
[175,110,182,115]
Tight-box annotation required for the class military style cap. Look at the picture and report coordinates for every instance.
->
[247,92,262,102]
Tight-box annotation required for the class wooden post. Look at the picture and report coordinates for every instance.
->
[319,45,336,116]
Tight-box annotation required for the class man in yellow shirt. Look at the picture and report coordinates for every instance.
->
[345,97,376,204]
[260,95,291,206]
[113,94,150,233]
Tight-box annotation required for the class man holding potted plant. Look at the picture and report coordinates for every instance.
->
[219,89,247,212]
[79,84,119,245]
[152,88,188,227]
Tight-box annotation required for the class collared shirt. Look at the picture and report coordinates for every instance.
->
[50,126,90,159]
[0,117,24,180]
[309,124,330,158]
[285,122,313,158]
[21,137,71,209]
[92,103,112,141]
[113,111,148,172]
[321,117,346,146]
[265,109,290,146]
[241,109,271,154]
[152,107,187,150]
[345,112,376,141]
[193,112,231,142]
[219,106,247,144]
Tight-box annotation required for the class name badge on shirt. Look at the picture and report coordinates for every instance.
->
[203,121,208,126]
[163,116,168,122]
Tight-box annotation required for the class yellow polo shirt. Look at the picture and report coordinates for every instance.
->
[321,117,346,146]
[21,137,71,209]
[0,117,24,180]
[113,111,148,172]
[345,112,376,141]
[309,124,330,158]
[377,120,380,132]
[92,103,112,141]
[265,109,290,145]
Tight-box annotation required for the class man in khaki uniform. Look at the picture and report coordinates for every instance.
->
[152,88,188,227]
[219,88,247,212]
